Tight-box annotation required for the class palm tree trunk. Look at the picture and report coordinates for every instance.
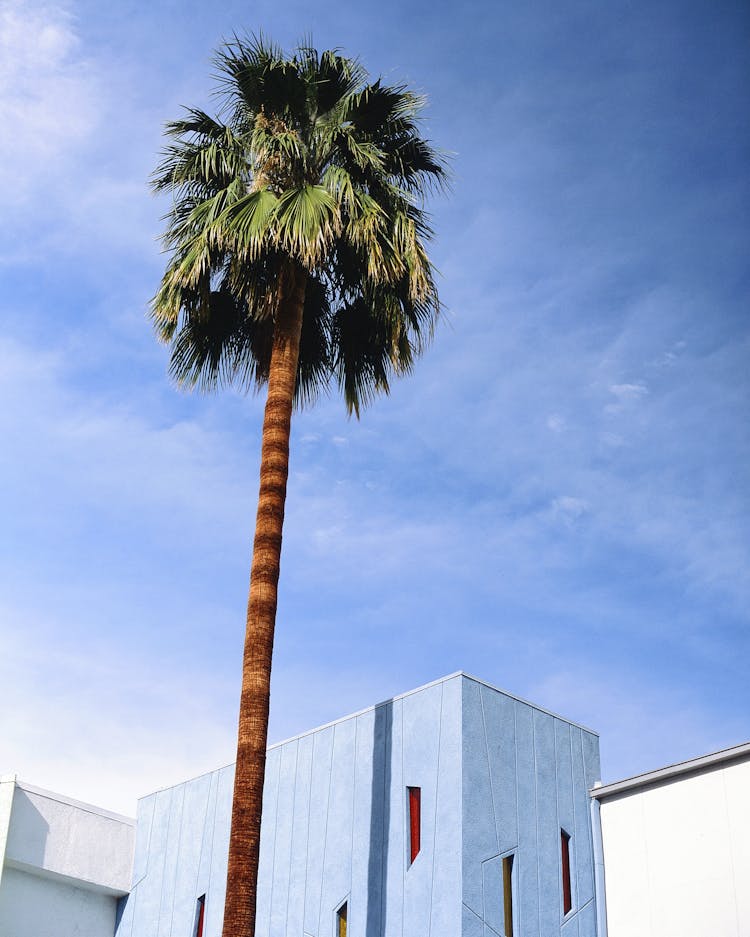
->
[222,262,307,937]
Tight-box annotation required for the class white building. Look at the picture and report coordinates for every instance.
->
[0,774,135,937]
[592,741,750,937]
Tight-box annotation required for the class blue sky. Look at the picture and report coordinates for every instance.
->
[0,0,747,815]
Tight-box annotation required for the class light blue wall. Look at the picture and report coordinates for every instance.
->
[115,673,599,937]
[115,674,463,937]
[461,677,600,937]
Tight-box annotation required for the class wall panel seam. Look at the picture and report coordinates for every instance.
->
[480,686,500,855]
[428,682,444,937]
[286,740,300,931]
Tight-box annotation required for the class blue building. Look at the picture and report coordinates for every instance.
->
[114,673,601,937]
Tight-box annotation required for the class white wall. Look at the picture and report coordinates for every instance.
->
[4,783,134,893]
[0,779,135,937]
[0,866,118,937]
[600,756,750,937]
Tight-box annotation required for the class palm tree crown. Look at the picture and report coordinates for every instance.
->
[152,34,447,415]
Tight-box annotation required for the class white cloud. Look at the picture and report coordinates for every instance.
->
[0,0,100,205]
[609,382,649,400]
[605,381,650,414]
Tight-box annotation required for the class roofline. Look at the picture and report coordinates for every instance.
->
[269,671,598,751]
[10,779,136,825]
[460,673,599,736]
[139,672,466,799]
[137,670,599,801]
[267,671,465,751]
[591,740,750,799]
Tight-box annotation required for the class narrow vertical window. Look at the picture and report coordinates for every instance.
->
[502,854,514,937]
[336,900,347,937]
[195,895,206,937]
[407,786,421,863]
[561,829,572,915]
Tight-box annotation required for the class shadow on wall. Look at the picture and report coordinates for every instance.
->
[367,699,393,937]
[6,790,50,868]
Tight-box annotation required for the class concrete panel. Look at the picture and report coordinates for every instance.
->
[287,734,314,937]
[463,901,485,937]
[319,718,357,934]
[157,782,185,937]
[115,793,157,937]
[462,678,497,917]
[204,765,233,937]
[560,908,580,937]
[571,729,594,907]
[268,741,298,936]
[575,899,596,937]
[581,731,601,790]
[196,770,219,900]
[256,746,281,935]
[481,854,504,936]
[534,710,559,936]
[130,787,173,935]
[514,701,540,937]
[170,772,212,936]
[131,794,156,888]
[359,704,389,937]
[382,697,404,937]
[349,706,376,937]
[482,686,518,855]
[429,675,462,937]
[403,681,442,937]
[303,725,334,936]
[554,721,575,851]
[461,677,600,937]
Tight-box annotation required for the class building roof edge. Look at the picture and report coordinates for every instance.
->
[460,672,600,736]
[591,739,750,799]
[13,780,136,825]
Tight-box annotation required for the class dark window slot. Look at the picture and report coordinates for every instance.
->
[337,900,347,937]
[195,895,206,937]
[502,853,514,937]
[561,829,572,915]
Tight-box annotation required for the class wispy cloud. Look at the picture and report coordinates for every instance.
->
[0,0,100,204]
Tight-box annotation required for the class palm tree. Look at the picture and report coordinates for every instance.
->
[151,34,447,937]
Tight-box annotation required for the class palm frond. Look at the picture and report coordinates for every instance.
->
[152,34,447,410]
[272,185,341,266]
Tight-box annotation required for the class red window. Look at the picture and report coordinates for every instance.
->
[561,830,572,915]
[195,895,206,937]
[408,786,421,864]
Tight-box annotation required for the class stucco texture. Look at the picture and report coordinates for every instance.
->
[462,678,601,937]
[116,675,463,937]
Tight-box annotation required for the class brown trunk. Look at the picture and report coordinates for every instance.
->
[221,262,307,937]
